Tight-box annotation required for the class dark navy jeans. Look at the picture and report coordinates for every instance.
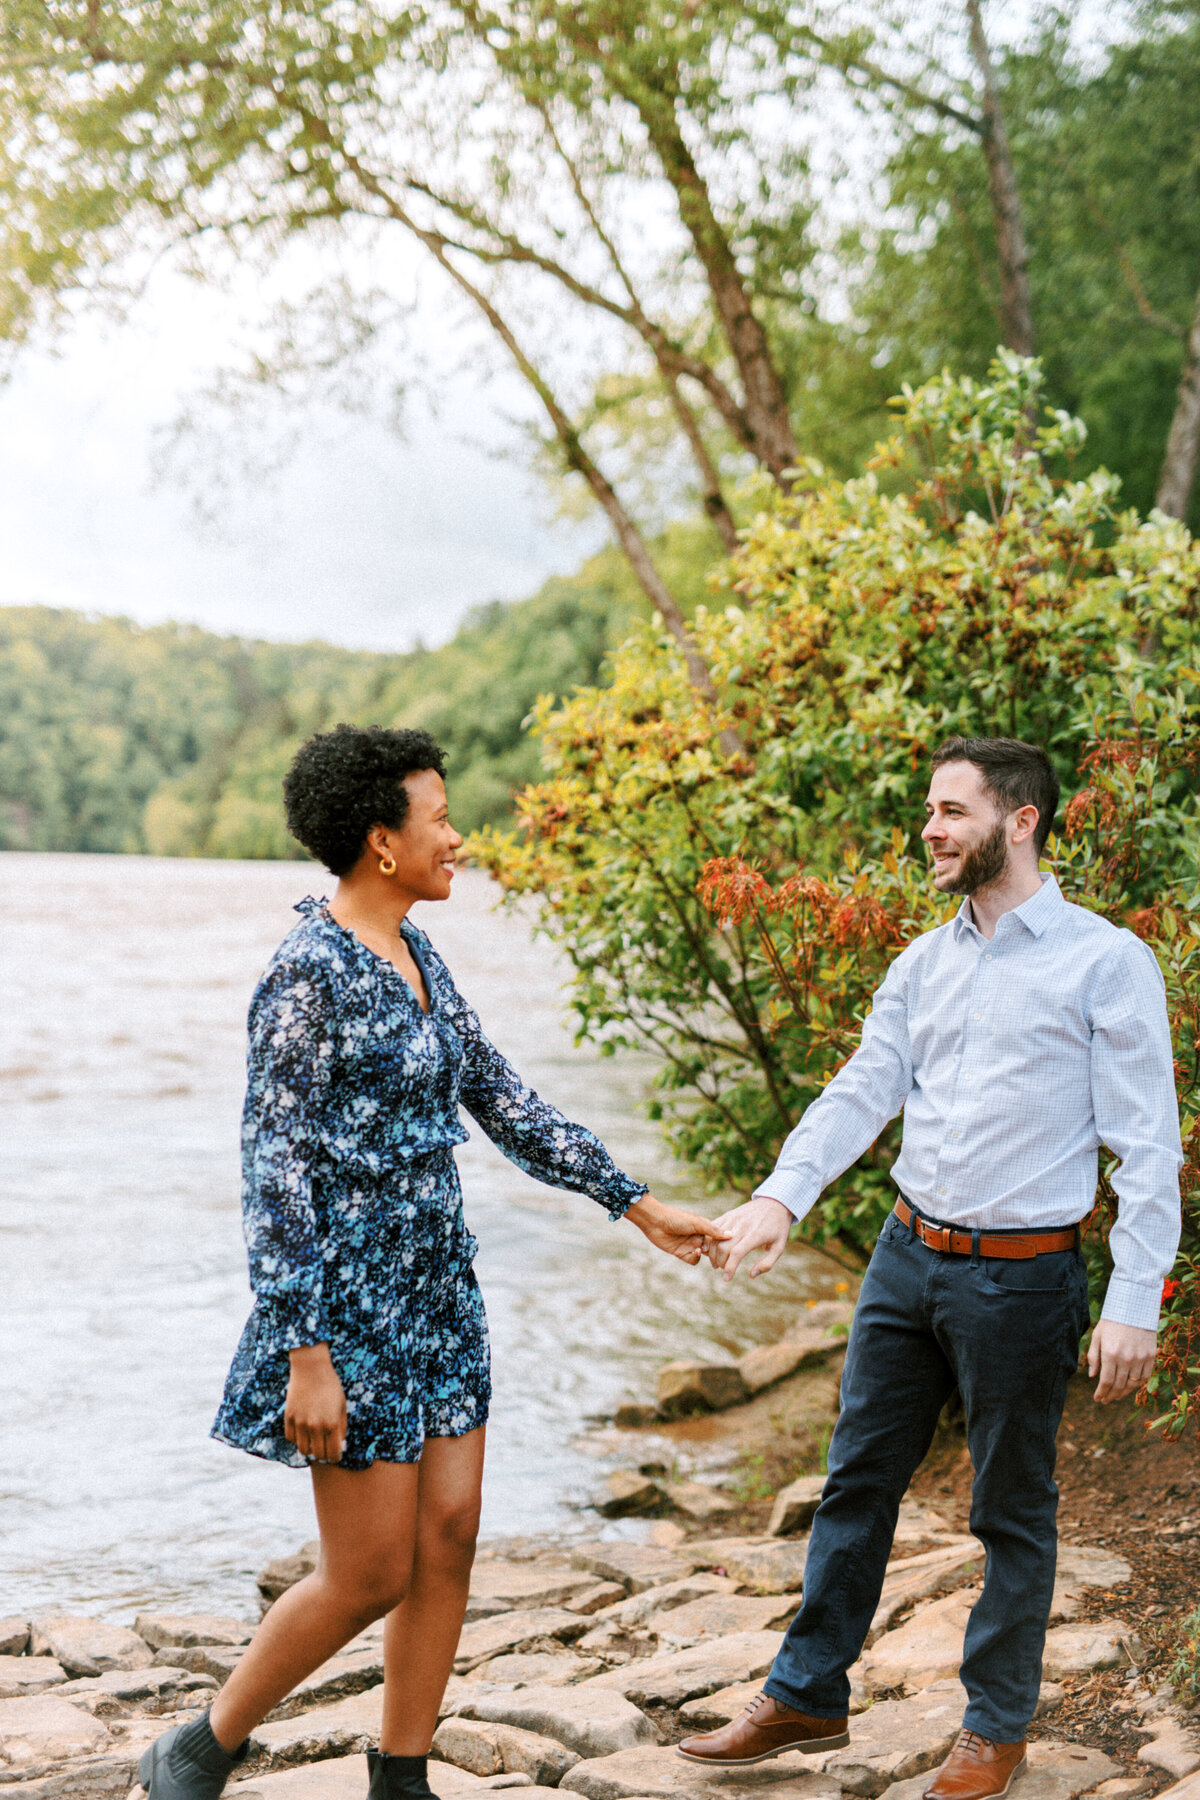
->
[764,1206,1091,1742]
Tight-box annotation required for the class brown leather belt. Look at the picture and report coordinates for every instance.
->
[893,1196,1080,1260]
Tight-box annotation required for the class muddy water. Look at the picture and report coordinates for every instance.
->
[0,854,839,1619]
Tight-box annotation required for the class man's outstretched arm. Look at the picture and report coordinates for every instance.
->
[711,947,917,1280]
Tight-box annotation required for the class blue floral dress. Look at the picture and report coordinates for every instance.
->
[212,897,647,1469]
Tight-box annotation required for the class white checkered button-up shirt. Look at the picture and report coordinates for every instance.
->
[754,875,1182,1331]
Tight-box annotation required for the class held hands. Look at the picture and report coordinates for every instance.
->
[706,1195,793,1280]
[625,1194,732,1266]
[285,1343,347,1462]
[1086,1318,1158,1405]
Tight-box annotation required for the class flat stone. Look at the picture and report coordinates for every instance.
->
[153,1644,245,1681]
[564,1585,627,1617]
[868,1542,984,1641]
[662,1483,736,1524]
[805,1681,968,1797]
[890,1502,955,1554]
[247,1687,383,1769]
[53,1665,214,1715]
[1041,1620,1132,1681]
[258,1541,320,1605]
[0,1620,30,1657]
[682,1539,808,1596]
[740,1335,840,1397]
[433,1719,580,1786]
[598,1473,665,1519]
[266,1647,384,1719]
[768,1478,826,1538]
[8,1715,165,1799]
[592,1576,740,1634]
[656,1362,747,1418]
[651,1593,801,1646]
[875,1738,1117,1800]
[1094,1781,1156,1798]
[1049,1547,1134,1623]
[560,1745,836,1800]
[456,1611,589,1674]
[785,1302,855,1339]
[28,1617,154,1679]
[471,1567,598,1612]
[0,1660,68,1699]
[1147,1777,1200,1800]
[452,1686,658,1760]
[134,1613,256,1651]
[581,1631,785,1707]
[568,1545,692,1595]
[862,1588,980,1693]
[464,1654,599,1689]
[1137,1719,1200,1780]
[230,1759,541,1800]
[0,1694,111,1768]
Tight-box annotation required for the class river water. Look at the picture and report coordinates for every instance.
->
[0,854,838,1622]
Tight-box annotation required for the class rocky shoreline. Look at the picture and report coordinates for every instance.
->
[1,1307,1197,1800]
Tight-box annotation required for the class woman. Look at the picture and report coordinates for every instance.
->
[139,724,723,1800]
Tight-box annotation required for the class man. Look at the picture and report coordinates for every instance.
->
[678,736,1182,1800]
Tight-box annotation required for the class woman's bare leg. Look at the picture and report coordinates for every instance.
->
[208,1460,421,1751]
[379,1427,486,1754]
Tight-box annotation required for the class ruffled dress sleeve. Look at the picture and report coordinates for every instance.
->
[422,934,647,1220]
[241,955,337,1352]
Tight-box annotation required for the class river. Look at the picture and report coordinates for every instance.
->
[0,854,838,1622]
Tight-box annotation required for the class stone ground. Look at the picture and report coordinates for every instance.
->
[0,1311,1195,1800]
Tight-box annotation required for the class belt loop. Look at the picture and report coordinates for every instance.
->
[906,1206,917,1244]
[970,1228,981,1266]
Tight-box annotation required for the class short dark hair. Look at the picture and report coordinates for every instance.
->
[284,724,447,875]
[931,735,1060,855]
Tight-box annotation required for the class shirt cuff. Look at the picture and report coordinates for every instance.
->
[254,1291,333,1356]
[1099,1275,1162,1333]
[751,1167,820,1222]
[601,1175,649,1222]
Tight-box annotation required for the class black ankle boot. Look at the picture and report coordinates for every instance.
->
[366,1749,436,1799]
[137,1708,249,1800]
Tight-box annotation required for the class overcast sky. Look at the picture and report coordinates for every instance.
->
[0,255,599,654]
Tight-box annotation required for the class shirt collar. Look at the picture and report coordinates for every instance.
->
[952,873,1064,943]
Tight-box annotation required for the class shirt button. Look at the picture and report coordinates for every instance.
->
[973,1012,981,1020]
[938,1186,947,1195]
[985,953,994,961]
[963,1073,972,1081]
[951,1130,960,1139]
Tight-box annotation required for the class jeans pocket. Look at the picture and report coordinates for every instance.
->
[979,1247,1078,1295]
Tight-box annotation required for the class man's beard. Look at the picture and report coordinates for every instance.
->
[935,821,1009,895]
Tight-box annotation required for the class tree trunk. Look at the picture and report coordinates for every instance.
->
[1156,277,1200,521]
[965,0,1035,357]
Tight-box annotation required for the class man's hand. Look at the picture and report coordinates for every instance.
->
[707,1195,793,1281]
[625,1195,731,1266]
[285,1343,348,1461]
[1087,1319,1158,1404]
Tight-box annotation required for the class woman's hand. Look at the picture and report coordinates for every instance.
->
[624,1195,731,1266]
[706,1195,793,1280]
[284,1344,348,1462]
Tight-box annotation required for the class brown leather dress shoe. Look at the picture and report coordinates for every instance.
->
[675,1692,850,1767]
[922,1730,1027,1800]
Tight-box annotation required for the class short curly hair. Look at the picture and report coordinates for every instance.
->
[283,724,448,876]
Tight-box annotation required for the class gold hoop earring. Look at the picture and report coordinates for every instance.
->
[379,854,397,877]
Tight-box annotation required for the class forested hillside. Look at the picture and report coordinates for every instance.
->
[0,536,673,857]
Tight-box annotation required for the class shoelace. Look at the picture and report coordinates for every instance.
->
[956,1731,997,1760]
[740,1692,777,1723]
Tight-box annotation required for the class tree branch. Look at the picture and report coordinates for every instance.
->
[1156,275,1200,521]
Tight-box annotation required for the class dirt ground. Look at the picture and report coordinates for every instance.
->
[635,1359,1200,1786]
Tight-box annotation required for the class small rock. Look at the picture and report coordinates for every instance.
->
[28,1616,154,1678]
[1150,1777,1200,1800]
[228,1759,543,1800]
[153,1644,245,1682]
[0,1694,111,1768]
[257,1541,319,1606]
[806,1681,968,1797]
[648,1522,687,1549]
[769,1476,826,1537]
[455,1610,587,1675]
[1137,1719,1200,1780]
[134,1614,256,1651]
[1041,1620,1132,1682]
[581,1629,785,1707]
[661,1482,735,1524]
[0,1658,67,1699]
[1094,1781,1156,1798]
[590,1575,738,1635]
[55,1665,215,1717]
[0,1620,29,1658]
[650,1592,801,1645]
[861,1588,979,1693]
[682,1536,808,1595]
[433,1719,580,1786]
[740,1338,839,1396]
[470,1567,598,1613]
[596,1472,664,1519]
[265,1646,384,1719]
[891,1500,955,1553]
[655,1361,747,1417]
[564,1585,626,1617]
[247,1687,383,1770]
[1049,1547,1133,1623]
[567,1544,691,1594]
[465,1654,600,1688]
[613,1404,660,1428]
[451,1686,656,1760]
